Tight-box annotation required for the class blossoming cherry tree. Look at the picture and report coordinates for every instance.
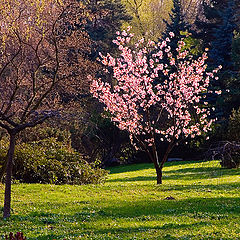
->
[90,29,220,184]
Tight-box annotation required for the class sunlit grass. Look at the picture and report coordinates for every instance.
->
[0,160,240,239]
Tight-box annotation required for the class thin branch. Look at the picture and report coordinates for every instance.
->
[0,46,21,79]
[17,112,55,132]
[0,112,19,128]
[20,37,44,121]
[24,6,68,119]
[0,121,12,132]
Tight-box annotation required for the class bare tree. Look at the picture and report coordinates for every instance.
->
[0,0,99,218]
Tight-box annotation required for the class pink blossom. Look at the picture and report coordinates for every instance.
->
[215,90,222,95]
[90,29,219,156]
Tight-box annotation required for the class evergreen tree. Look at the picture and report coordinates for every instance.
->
[224,31,240,114]
[193,0,235,51]
[194,0,239,121]
[85,0,132,58]
[209,0,236,69]
[194,0,239,62]
[162,0,190,53]
[156,0,192,87]
[210,0,238,119]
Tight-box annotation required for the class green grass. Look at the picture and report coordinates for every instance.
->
[0,160,240,240]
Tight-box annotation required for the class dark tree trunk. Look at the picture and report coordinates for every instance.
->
[151,141,175,185]
[150,144,163,184]
[3,133,16,218]
[0,114,51,218]
[155,163,163,184]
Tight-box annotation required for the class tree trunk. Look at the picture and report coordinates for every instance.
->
[155,163,163,184]
[151,141,175,185]
[3,133,16,218]
[150,145,163,184]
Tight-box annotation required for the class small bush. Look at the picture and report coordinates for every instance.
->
[0,138,108,185]
[19,124,72,146]
[221,153,240,169]
[205,141,240,169]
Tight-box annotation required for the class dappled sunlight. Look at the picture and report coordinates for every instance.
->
[0,160,239,239]
[107,160,239,186]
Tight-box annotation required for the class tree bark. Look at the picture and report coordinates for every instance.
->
[151,141,175,185]
[150,144,163,184]
[155,163,163,184]
[3,133,16,218]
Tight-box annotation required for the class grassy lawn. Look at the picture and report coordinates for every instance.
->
[0,160,240,240]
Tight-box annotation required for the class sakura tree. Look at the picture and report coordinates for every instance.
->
[90,28,221,184]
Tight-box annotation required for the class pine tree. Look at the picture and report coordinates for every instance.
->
[162,0,190,53]
[194,0,230,51]
[210,0,238,119]
[209,0,236,69]
[156,0,191,86]
[194,0,239,121]
[85,0,132,58]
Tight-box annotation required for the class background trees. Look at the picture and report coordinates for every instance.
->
[122,0,174,39]
[122,0,202,40]
[84,0,132,57]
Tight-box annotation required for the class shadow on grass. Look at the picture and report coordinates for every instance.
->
[107,175,156,182]
[2,196,240,239]
[28,234,64,240]
[107,166,240,183]
[88,221,208,236]
[108,160,205,174]
[96,196,240,219]
[159,182,240,192]
[108,163,154,174]
[165,166,239,174]
[1,161,239,239]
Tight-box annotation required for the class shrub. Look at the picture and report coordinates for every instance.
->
[0,138,108,185]
[221,153,240,169]
[19,124,72,146]
[205,141,240,169]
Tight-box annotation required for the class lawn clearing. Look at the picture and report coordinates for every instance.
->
[0,160,240,240]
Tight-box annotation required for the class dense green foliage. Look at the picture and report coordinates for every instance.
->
[0,138,108,185]
[227,107,240,142]
[194,0,240,122]
[0,161,239,239]
[162,0,189,48]
[85,0,132,58]
[83,113,136,166]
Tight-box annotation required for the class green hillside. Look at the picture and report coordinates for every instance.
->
[0,160,239,239]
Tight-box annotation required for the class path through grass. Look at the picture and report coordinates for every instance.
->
[0,160,240,239]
